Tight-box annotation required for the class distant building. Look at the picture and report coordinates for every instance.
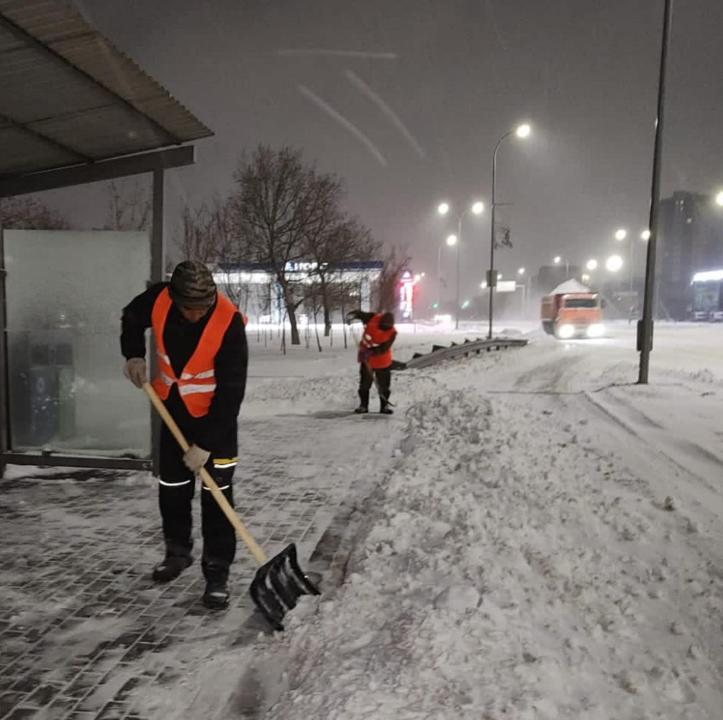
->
[213,260,383,323]
[658,191,723,319]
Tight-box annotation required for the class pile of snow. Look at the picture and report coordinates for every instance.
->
[549,278,592,294]
[247,374,722,719]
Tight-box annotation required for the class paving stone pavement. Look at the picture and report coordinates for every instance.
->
[0,407,399,720]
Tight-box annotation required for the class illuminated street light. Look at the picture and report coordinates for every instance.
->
[553,254,570,275]
[586,259,598,271]
[582,273,591,283]
[606,254,624,272]
[615,228,628,241]
[497,273,503,280]
[518,267,525,275]
[640,229,651,241]
[488,121,532,339]
[436,200,485,329]
[715,191,723,207]
[480,281,487,289]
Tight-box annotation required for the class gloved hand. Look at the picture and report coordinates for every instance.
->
[345,310,361,324]
[183,444,211,472]
[123,357,147,388]
[358,348,372,364]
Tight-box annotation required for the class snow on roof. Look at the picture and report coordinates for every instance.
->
[551,279,592,294]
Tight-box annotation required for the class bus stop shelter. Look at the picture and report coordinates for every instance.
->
[0,0,212,474]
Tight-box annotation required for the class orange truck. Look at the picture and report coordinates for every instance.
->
[540,281,604,339]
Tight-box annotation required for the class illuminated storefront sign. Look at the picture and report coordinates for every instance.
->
[399,270,415,321]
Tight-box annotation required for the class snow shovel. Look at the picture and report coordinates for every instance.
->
[143,383,320,630]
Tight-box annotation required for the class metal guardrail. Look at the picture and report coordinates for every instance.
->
[398,336,528,370]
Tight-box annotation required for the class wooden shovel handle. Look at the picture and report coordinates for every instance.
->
[142,383,268,565]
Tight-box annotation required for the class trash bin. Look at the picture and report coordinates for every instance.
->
[57,364,75,440]
[28,365,57,446]
[8,330,74,449]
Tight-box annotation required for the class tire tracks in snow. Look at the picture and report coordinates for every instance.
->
[583,389,723,503]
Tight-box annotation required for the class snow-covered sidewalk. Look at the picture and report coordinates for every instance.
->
[0,361,401,720]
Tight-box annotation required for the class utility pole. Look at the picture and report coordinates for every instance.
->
[639,0,673,384]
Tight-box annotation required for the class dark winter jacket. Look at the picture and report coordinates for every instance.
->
[121,282,247,456]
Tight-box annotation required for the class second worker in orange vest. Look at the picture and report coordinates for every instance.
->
[121,261,247,610]
[348,310,397,414]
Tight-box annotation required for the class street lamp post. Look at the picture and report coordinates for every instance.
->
[639,0,673,385]
[489,123,530,339]
[446,233,459,327]
[614,228,633,295]
[438,201,484,329]
[436,245,442,309]
[517,267,528,316]
[553,255,570,277]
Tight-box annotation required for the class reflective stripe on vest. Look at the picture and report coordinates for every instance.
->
[150,288,238,418]
[360,313,395,370]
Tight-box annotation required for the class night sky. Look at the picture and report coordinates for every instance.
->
[72,0,723,302]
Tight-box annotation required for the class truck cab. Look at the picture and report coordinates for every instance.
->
[541,288,604,339]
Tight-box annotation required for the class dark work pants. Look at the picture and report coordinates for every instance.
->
[158,423,236,581]
[358,363,392,409]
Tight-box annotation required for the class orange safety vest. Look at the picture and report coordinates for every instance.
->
[359,313,395,370]
[151,288,237,418]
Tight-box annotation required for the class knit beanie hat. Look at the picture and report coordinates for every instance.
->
[169,261,216,308]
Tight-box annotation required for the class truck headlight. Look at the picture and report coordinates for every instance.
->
[586,324,605,338]
[557,324,575,339]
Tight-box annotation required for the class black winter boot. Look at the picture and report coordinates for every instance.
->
[202,561,230,609]
[380,403,393,415]
[354,405,368,414]
[202,579,230,609]
[152,552,193,583]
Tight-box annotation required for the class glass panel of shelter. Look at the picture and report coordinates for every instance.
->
[4,229,151,458]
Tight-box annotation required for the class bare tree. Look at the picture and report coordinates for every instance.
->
[104,179,151,231]
[0,196,68,230]
[303,181,379,336]
[176,196,230,263]
[374,245,411,312]
[173,196,253,308]
[229,145,328,345]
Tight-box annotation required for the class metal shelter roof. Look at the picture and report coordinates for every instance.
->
[0,0,213,179]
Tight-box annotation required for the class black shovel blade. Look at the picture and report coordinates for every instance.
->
[249,542,320,631]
